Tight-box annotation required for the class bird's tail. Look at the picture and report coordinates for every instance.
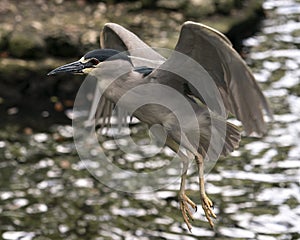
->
[221,121,241,156]
[198,114,241,159]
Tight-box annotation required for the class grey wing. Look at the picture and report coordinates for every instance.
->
[150,21,272,135]
[89,23,165,130]
[101,23,165,68]
[87,83,115,132]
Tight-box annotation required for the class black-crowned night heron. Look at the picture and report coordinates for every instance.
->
[48,21,272,231]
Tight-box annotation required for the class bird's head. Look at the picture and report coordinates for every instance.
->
[47,49,131,75]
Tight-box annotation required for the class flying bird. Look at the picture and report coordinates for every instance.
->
[48,22,272,231]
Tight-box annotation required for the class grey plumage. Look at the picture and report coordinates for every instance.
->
[48,21,272,231]
[93,22,272,136]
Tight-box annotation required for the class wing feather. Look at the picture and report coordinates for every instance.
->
[149,21,272,135]
[91,23,165,129]
[101,23,165,67]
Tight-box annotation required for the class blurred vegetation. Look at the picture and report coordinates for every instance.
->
[0,0,264,59]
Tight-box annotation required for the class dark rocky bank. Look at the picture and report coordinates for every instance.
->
[0,0,264,129]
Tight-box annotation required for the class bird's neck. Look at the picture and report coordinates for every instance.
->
[92,59,133,101]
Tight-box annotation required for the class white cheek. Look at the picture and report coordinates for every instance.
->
[80,57,88,63]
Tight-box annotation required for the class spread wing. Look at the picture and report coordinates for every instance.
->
[149,21,272,135]
[89,23,165,130]
[101,23,165,68]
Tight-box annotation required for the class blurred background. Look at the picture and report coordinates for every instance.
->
[0,0,299,239]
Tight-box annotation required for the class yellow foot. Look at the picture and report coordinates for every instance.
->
[179,193,197,231]
[201,194,216,228]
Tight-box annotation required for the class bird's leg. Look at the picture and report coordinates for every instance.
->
[178,156,197,231]
[196,154,216,228]
[164,136,197,231]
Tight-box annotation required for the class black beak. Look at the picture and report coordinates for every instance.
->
[47,60,85,75]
